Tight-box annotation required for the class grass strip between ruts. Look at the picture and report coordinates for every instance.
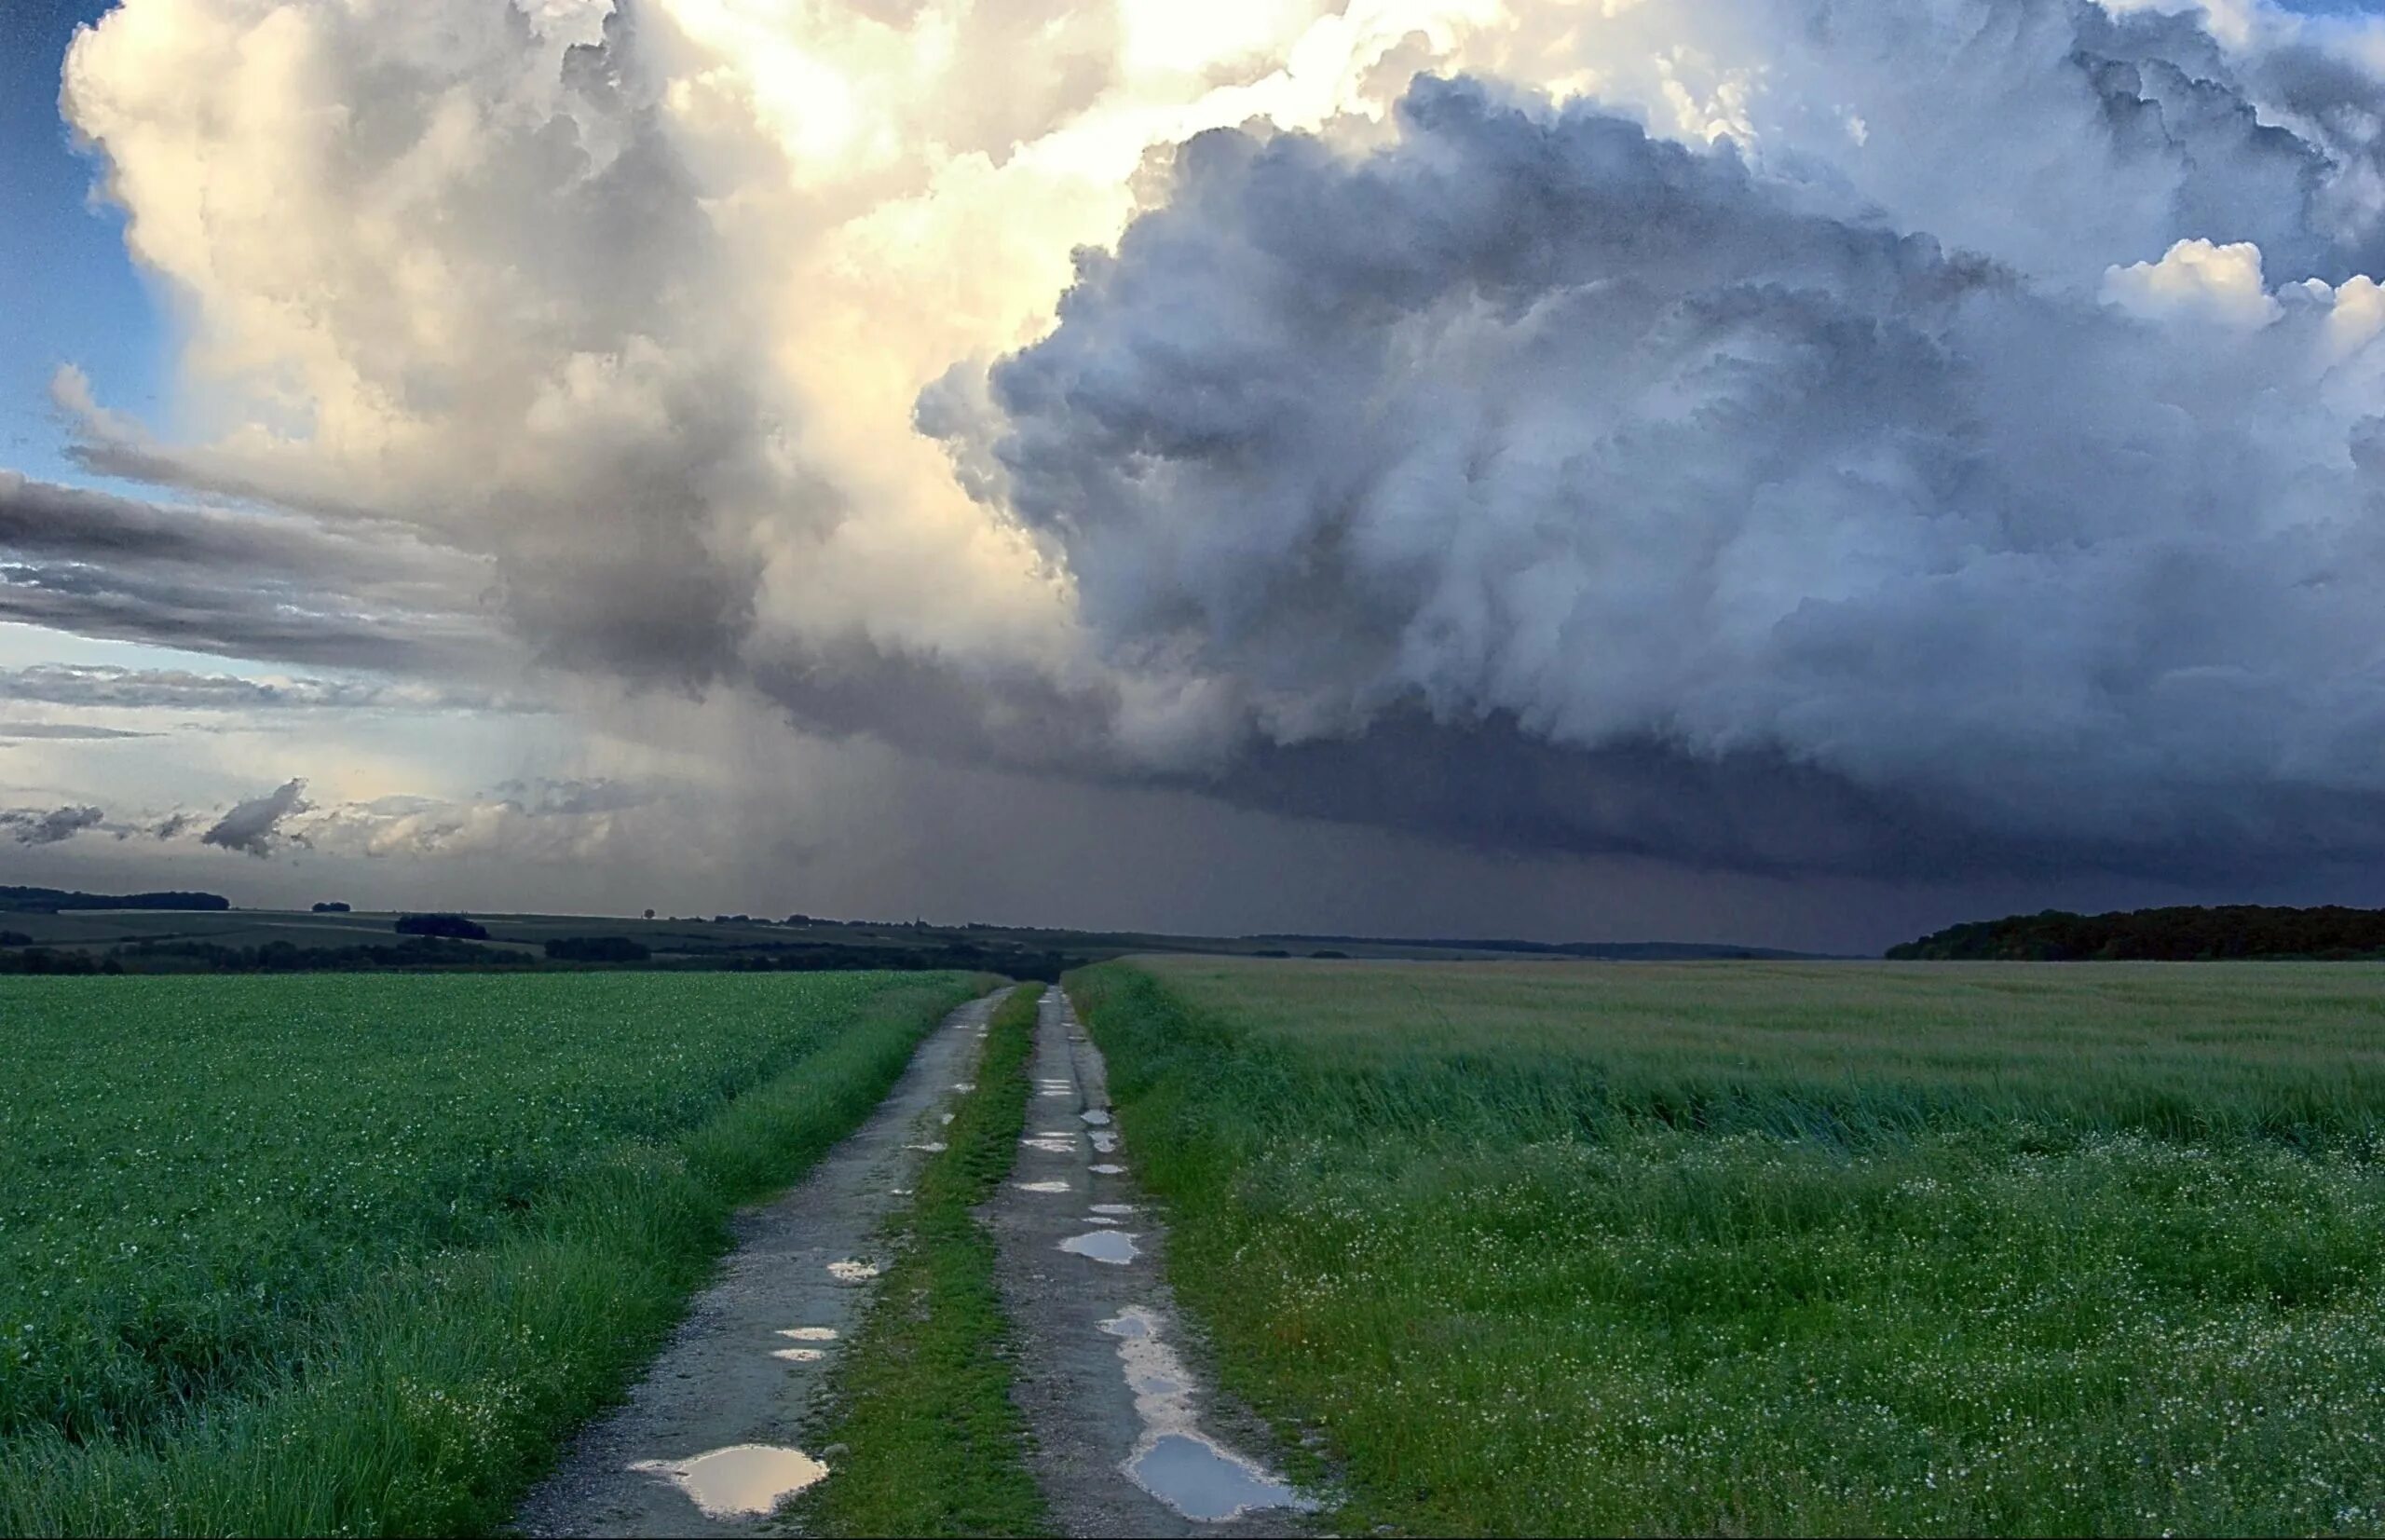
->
[0,974,989,1538]
[796,981,1049,1538]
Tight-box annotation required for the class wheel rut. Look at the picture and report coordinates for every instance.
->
[981,985,1315,1538]
[513,988,1009,1537]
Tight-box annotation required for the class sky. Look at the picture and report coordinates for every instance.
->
[3,0,2384,952]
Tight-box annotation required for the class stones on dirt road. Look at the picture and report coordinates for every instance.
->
[627,1444,829,1519]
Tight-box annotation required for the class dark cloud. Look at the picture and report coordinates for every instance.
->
[200,778,310,858]
[1,803,105,845]
[0,471,506,673]
[930,67,2385,881]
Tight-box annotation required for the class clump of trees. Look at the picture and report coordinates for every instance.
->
[310,901,352,913]
[1888,906,2385,961]
[543,935,651,962]
[111,937,525,972]
[0,947,120,974]
[394,913,489,940]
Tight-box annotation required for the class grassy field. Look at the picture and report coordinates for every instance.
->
[797,983,1048,1537]
[1073,958,2385,1535]
[0,969,983,1535]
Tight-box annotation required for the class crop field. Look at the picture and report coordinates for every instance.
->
[1073,958,2385,1535]
[0,969,981,1536]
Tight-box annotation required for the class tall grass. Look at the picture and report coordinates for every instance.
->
[0,970,984,1535]
[1075,959,2385,1535]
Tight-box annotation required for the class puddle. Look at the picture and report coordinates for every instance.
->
[778,1327,838,1341]
[628,1444,829,1518]
[1089,1203,1137,1216]
[1084,1215,1120,1225]
[1128,1433,1312,1524]
[1097,1308,1314,1522]
[1039,1089,1074,1098]
[1058,1230,1141,1264]
[1089,1131,1120,1153]
[1021,1137,1075,1154]
[1081,1109,1113,1126]
[1090,1163,1127,1176]
[939,1111,957,1125]
[1014,1179,1071,1192]
[826,1260,879,1282]
[952,1082,975,1091]
[1035,1128,1078,1138]
[770,1346,825,1362]
[906,1141,947,1152]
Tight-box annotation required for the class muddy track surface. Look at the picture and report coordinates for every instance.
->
[513,988,1009,1537]
[982,986,1315,1539]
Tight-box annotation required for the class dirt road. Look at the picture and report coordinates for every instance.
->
[980,986,1315,1538]
[513,988,1007,1537]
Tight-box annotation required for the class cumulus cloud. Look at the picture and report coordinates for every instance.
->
[937,65,2385,874]
[0,804,106,845]
[201,778,311,857]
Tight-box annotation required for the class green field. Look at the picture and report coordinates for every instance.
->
[0,969,982,1535]
[1074,958,2385,1535]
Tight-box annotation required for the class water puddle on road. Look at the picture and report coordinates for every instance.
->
[1084,1215,1120,1226]
[779,1327,838,1341]
[771,1347,825,1362]
[628,1444,828,1518]
[826,1260,880,1282]
[1096,1308,1315,1523]
[1059,1230,1140,1264]
[1089,1203,1137,1216]
[1080,1109,1113,1126]
[952,1081,975,1091]
[1090,1163,1127,1175]
[906,1141,948,1152]
[1089,1130,1120,1153]
[1015,1179,1071,1192]
[1021,1137,1075,1154]
[940,1111,957,1125]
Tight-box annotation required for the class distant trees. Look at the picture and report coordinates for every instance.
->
[394,913,490,941]
[643,908,656,920]
[1888,906,2385,961]
[311,901,352,913]
[0,886,229,914]
[543,935,651,963]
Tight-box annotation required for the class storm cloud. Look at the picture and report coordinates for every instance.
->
[26,0,2385,900]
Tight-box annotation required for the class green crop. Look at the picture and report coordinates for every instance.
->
[1075,959,2385,1536]
[0,969,981,1534]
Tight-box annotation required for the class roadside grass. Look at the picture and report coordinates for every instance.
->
[0,970,987,1535]
[796,982,1049,1538]
[1071,958,2385,1535]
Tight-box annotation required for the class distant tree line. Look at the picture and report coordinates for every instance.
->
[1888,906,2385,961]
[108,937,530,972]
[0,886,230,914]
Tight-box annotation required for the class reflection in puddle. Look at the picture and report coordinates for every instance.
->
[1021,1137,1074,1154]
[1097,1308,1314,1522]
[779,1327,838,1341]
[1090,1163,1127,1175]
[826,1260,880,1282]
[1015,1179,1070,1192]
[1081,1109,1113,1126]
[1089,1131,1120,1153]
[1128,1434,1313,1524]
[906,1141,948,1152]
[629,1444,829,1518]
[771,1346,825,1362]
[1089,1203,1137,1216]
[1085,1215,1120,1225]
[952,1082,975,1091]
[1059,1229,1140,1264]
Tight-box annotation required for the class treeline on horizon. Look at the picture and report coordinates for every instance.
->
[1889,905,2385,961]
[0,886,229,914]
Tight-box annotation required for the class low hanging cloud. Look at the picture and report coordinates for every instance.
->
[1,804,106,846]
[200,779,311,858]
